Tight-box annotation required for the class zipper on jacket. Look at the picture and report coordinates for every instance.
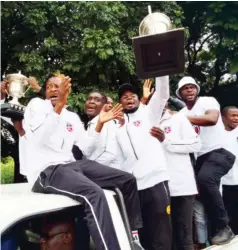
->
[93,125,109,161]
[126,114,139,160]
[61,139,65,149]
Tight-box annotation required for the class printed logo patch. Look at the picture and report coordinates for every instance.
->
[193,125,200,134]
[66,123,73,132]
[134,121,141,127]
[164,126,171,134]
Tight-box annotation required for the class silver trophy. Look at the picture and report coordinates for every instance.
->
[133,6,185,79]
[1,72,30,119]
[139,7,172,36]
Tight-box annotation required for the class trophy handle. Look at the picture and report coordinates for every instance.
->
[22,85,31,97]
[5,88,10,98]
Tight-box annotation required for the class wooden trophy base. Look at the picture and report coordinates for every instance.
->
[133,28,185,79]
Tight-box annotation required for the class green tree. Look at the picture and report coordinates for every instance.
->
[178,1,238,94]
[1,1,182,111]
[1,1,237,110]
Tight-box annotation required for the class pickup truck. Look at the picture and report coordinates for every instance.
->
[0,183,136,250]
[1,183,238,250]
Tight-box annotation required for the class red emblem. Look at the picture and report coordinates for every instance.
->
[164,126,171,134]
[193,125,200,134]
[66,123,73,132]
[134,121,141,127]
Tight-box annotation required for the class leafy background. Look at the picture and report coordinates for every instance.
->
[2,1,237,113]
[1,1,238,181]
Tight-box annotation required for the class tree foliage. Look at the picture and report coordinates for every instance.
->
[178,1,238,93]
[1,1,238,112]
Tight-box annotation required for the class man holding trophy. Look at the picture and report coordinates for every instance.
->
[1,74,41,182]
[116,6,186,250]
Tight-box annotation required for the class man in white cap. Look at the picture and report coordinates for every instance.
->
[176,76,236,245]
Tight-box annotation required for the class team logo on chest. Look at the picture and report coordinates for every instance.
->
[66,122,73,132]
[164,126,172,134]
[193,125,200,135]
[134,121,141,127]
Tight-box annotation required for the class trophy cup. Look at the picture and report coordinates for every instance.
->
[133,6,185,79]
[1,72,30,120]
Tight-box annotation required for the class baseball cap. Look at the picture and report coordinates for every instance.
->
[175,76,200,99]
[118,83,139,100]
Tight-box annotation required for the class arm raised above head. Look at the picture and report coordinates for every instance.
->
[146,76,170,125]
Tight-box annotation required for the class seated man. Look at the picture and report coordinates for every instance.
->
[20,73,143,250]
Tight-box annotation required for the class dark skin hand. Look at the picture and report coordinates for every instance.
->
[150,127,165,142]
[96,103,123,132]
[1,80,8,100]
[54,77,72,115]
[187,110,219,126]
[12,120,25,137]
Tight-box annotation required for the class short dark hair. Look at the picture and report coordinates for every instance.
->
[221,106,238,116]
[40,73,66,97]
[87,92,107,104]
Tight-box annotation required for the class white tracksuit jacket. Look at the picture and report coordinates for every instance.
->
[159,111,201,196]
[115,76,170,190]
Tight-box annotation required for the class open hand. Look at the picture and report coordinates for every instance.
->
[57,76,71,105]
[150,126,165,142]
[99,103,123,124]
[28,76,41,92]
[143,79,154,100]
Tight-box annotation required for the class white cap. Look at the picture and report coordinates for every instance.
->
[176,76,200,99]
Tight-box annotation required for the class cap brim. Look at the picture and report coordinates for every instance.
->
[118,84,138,100]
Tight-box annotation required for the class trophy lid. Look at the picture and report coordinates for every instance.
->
[139,12,172,36]
[5,73,28,85]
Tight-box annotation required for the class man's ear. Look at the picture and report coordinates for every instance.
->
[63,233,72,244]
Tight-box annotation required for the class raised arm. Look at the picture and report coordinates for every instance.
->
[74,104,123,156]
[146,76,170,125]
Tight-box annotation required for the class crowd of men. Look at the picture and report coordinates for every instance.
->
[1,73,237,250]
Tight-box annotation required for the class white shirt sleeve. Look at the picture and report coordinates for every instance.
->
[19,135,28,176]
[146,76,170,125]
[23,98,63,141]
[203,97,220,112]
[114,134,125,169]
[162,115,201,153]
[73,115,108,157]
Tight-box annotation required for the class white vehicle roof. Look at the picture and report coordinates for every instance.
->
[0,183,114,235]
[205,237,238,250]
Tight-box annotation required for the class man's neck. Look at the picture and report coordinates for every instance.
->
[124,106,139,114]
[225,124,235,131]
[88,114,97,121]
[185,98,198,110]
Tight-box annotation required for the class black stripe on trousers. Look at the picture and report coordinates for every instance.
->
[32,159,143,250]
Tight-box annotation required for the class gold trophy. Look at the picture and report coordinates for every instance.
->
[1,72,30,120]
[133,6,185,79]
